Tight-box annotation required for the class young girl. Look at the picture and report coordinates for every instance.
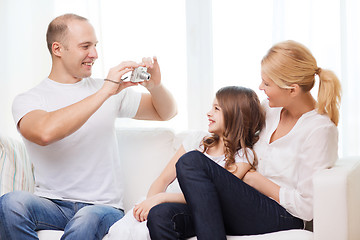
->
[147,40,341,240]
[107,86,265,240]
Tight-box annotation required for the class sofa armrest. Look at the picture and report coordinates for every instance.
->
[313,156,360,240]
[0,135,34,196]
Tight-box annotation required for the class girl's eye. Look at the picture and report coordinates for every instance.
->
[215,107,220,111]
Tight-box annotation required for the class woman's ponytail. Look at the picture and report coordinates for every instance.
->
[316,68,341,126]
[262,40,342,126]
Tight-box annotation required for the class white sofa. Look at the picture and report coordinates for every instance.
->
[1,128,360,240]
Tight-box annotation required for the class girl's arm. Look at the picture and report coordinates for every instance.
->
[133,145,186,222]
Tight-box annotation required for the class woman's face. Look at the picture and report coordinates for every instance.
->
[207,98,225,136]
[259,72,290,108]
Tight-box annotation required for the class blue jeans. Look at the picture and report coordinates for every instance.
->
[147,151,304,240]
[0,191,124,240]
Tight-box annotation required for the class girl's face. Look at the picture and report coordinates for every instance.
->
[259,72,290,108]
[207,98,225,136]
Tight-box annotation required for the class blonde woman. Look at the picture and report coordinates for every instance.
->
[147,40,341,239]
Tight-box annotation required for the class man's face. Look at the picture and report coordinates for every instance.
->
[60,20,98,80]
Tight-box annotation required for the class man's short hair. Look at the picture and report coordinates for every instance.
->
[46,13,88,54]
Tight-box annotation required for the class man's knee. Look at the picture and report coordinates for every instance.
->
[0,191,35,216]
[0,191,39,239]
[64,205,123,239]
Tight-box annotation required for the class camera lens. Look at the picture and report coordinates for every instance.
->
[140,72,151,80]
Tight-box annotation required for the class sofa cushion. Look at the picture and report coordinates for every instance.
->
[0,135,34,196]
[187,229,313,240]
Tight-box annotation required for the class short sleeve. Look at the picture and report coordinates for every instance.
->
[12,92,44,128]
[116,88,142,118]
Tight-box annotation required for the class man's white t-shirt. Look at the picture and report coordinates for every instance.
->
[12,78,141,209]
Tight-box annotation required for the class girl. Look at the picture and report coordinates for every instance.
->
[107,86,265,240]
[147,40,341,239]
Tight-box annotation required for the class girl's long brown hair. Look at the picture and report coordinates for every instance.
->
[201,86,265,171]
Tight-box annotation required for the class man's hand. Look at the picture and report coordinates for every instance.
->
[102,61,140,96]
[139,56,161,90]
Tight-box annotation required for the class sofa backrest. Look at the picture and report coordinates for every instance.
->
[115,128,181,211]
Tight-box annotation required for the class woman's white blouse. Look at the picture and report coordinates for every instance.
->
[254,101,338,221]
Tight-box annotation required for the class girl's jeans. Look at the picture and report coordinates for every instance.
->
[0,191,124,240]
[147,151,304,240]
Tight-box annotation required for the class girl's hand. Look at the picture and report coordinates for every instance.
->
[133,193,164,222]
[139,56,161,90]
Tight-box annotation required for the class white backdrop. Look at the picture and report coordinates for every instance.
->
[0,0,359,157]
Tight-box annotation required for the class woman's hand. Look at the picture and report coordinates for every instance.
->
[242,169,257,187]
[133,193,164,222]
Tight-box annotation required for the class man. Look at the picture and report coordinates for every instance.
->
[0,13,177,239]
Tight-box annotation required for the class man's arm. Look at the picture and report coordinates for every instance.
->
[133,57,177,121]
[19,61,139,146]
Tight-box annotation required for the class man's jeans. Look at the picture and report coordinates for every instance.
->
[0,191,124,240]
[147,151,304,240]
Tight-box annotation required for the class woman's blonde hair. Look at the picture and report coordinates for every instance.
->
[261,40,341,125]
[201,86,265,171]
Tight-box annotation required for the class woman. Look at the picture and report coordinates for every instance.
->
[147,40,341,239]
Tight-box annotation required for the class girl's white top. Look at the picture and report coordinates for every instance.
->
[166,131,254,194]
[182,131,254,167]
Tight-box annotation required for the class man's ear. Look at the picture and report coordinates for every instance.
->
[52,42,62,57]
[289,84,301,97]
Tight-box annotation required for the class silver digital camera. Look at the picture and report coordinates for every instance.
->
[130,67,151,83]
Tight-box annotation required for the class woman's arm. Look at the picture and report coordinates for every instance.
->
[232,162,252,180]
[133,145,186,222]
[243,170,280,203]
